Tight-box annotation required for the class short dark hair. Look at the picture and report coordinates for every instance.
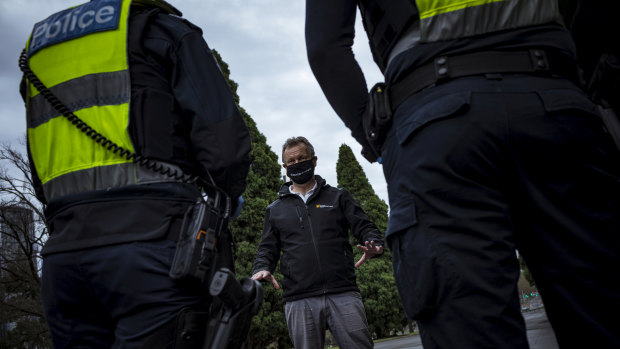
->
[281,136,315,162]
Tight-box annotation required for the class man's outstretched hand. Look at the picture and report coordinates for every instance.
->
[251,270,280,290]
[355,240,383,268]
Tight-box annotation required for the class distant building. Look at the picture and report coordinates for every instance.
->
[0,205,36,267]
[0,205,36,342]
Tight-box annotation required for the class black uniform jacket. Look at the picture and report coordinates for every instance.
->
[305,0,576,159]
[25,6,251,255]
[252,176,383,302]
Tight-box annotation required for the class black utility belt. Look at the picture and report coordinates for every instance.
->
[388,49,582,110]
[360,49,581,163]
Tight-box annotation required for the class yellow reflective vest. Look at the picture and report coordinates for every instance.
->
[416,0,562,42]
[25,0,177,202]
[358,0,563,70]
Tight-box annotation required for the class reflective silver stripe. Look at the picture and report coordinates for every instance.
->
[419,0,561,43]
[387,21,421,68]
[27,70,130,128]
[42,161,188,201]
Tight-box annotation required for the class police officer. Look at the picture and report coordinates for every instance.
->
[21,0,251,347]
[306,1,620,348]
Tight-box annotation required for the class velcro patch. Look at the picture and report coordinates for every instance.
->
[29,0,122,56]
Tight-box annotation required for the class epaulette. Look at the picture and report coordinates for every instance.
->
[131,0,181,16]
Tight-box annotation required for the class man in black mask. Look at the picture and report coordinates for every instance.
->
[251,136,383,349]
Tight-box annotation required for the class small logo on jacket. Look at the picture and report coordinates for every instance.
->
[316,204,334,208]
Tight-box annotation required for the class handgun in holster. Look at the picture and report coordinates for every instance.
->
[202,268,263,349]
[166,185,264,349]
[169,268,263,349]
[362,82,393,163]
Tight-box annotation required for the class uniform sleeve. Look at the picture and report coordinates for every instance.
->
[340,189,384,247]
[171,28,251,199]
[305,0,370,147]
[252,206,282,275]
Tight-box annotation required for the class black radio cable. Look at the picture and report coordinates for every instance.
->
[19,48,197,184]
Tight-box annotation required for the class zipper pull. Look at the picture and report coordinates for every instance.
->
[295,206,304,229]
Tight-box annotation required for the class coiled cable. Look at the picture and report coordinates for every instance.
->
[19,48,197,184]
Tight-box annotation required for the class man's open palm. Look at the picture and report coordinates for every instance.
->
[355,240,383,268]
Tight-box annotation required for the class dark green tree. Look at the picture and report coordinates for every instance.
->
[336,143,410,338]
[211,51,290,348]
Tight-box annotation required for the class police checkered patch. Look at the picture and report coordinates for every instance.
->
[29,0,122,56]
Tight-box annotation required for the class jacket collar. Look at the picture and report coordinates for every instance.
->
[278,175,326,198]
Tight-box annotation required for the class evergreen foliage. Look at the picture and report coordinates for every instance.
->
[0,246,50,349]
[212,50,290,348]
[519,254,536,287]
[336,144,410,338]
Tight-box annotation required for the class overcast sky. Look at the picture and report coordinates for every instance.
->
[0,0,388,203]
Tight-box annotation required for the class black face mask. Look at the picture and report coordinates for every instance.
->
[286,159,315,184]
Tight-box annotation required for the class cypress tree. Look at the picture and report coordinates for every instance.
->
[336,143,410,338]
[212,50,291,348]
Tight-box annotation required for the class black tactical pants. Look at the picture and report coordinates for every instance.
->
[383,74,620,348]
[41,238,207,349]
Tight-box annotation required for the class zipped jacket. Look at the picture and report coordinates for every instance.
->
[252,176,383,302]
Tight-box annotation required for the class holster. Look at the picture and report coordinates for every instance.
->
[362,82,393,162]
[203,269,264,349]
[160,190,263,349]
[140,272,264,349]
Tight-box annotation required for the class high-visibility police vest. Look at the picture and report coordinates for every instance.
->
[25,0,181,202]
[358,0,563,71]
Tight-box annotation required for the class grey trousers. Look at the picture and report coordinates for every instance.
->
[284,291,373,349]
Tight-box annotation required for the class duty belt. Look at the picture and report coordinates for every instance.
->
[388,49,583,110]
